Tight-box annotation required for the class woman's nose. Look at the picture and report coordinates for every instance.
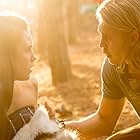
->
[31,50,36,62]
[32,54,36,62]
[33,56,36,63]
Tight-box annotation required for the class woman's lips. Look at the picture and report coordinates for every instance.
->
[30,65,34,72]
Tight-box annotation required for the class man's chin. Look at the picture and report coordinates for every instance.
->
[108,58,119,65]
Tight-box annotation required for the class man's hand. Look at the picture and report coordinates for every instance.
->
[44,101,55,119]
[64,97,125,139]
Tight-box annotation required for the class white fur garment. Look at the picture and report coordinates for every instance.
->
[13,105,78,140]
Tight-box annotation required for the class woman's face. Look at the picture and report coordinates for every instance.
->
[98,23,130,65]
[12,30,35,80]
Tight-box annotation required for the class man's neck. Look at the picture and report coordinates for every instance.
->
[127,63,140,79]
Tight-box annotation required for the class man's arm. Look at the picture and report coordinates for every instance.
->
[65,96,125,139]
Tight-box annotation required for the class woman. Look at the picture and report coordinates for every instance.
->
[0,14,78,140]
[0,14,37,139]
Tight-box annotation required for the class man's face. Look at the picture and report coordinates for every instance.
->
[12,30,35,80]
[98,23,130,65]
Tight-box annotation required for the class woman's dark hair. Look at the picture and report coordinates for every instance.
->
[0,14,28,139]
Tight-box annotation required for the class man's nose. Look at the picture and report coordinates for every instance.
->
[99,38,104,48]
[99,38,107,49]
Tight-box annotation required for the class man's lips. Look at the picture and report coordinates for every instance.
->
[106,54,112,58]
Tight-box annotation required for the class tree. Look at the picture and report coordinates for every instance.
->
[65,0,80,44]
[38,0,72,86]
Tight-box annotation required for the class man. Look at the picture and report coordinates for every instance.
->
[66,0,140,139]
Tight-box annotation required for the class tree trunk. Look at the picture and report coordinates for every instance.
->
[65,0,80,44]
[38,0,72,86]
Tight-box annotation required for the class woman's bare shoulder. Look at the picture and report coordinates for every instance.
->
[8,79,38,115]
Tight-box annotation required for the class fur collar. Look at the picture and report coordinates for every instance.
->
[13,105,78,140]
[12,105,60,140]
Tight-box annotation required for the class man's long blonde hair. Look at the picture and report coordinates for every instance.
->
[96,0,140,71]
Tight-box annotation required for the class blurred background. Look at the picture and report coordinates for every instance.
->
[0,0,139,133]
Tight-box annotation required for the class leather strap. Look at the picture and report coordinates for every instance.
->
[7,106,35,140]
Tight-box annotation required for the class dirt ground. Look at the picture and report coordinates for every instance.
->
[32,13,139,137]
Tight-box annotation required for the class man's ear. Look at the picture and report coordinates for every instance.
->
[129,30,139,47]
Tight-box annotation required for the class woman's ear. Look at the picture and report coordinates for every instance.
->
[129,30,139,47]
